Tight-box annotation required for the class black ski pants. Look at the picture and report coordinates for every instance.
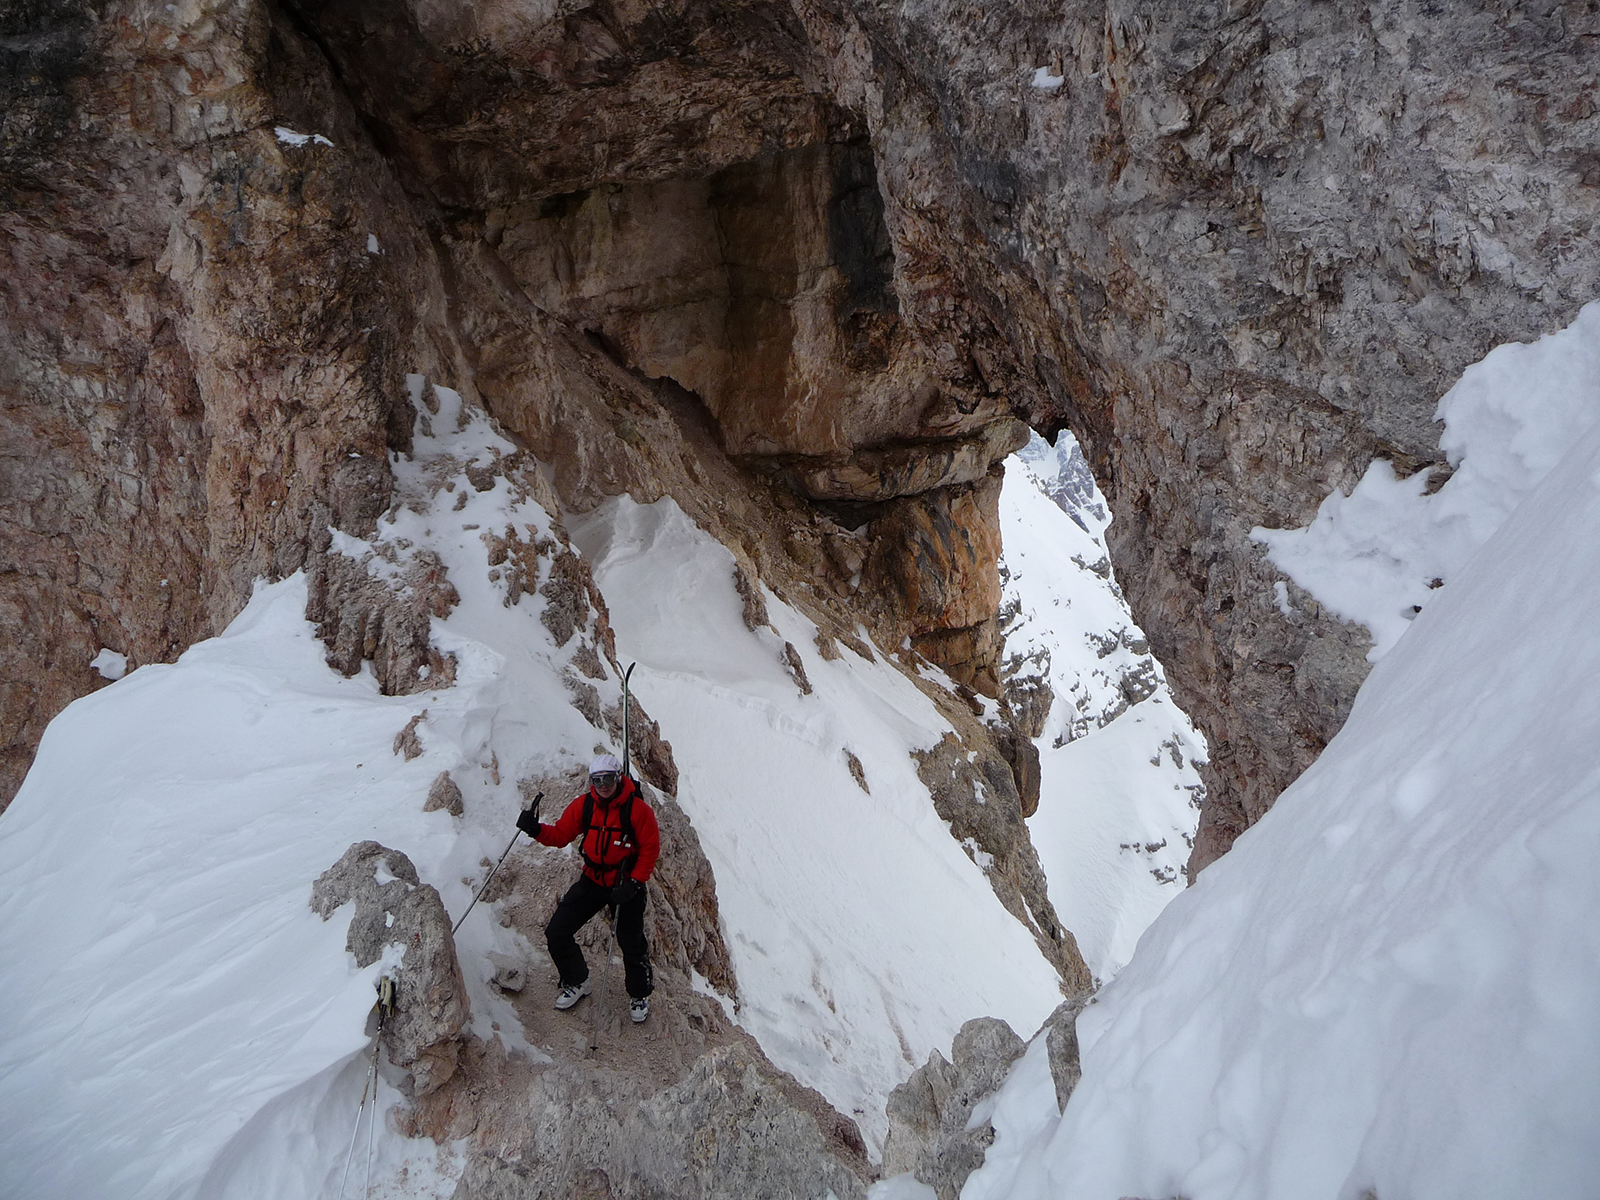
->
[545,875,653,999]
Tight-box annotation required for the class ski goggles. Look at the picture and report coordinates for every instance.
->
[589,771,621,788]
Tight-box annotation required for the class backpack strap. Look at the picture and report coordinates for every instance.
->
[578,785,640,888]
[618,791,639,884]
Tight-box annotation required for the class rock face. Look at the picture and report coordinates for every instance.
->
[915,733,1088,991]
[258,0,1035,707]
[12,0,1597,873]
[2,10,1589,1198]
[11,0,1595,1188]
[310,841,471,1096]
[881,1001,1087,1199]
[0,0,446,806]
[780,0,1600,869]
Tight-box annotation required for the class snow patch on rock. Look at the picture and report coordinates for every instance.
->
[1254,300,1600,659]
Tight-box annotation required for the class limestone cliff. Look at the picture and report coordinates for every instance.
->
[7,0,1596,882]
[780,0,1600,869]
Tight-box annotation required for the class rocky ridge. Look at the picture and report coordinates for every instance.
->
[8,0,1592,1190]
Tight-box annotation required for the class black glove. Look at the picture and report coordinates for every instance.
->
[515,793,543,838]
[610,877,645,907]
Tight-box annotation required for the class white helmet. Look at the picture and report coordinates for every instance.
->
[588,754,623,777]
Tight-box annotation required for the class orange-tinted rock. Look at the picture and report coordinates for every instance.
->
[866,473,1003,637]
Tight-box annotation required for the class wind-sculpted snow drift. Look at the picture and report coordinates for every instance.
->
[891,322,1600,1200]
[1255,301,1600,661]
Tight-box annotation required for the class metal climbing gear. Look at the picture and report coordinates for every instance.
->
[337,977,397,1200]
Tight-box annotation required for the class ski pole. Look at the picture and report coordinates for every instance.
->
[337,1048,375,1200]
[451,792,542,936]
[338,976,392,1200]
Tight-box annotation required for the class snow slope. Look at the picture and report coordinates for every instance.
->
[0,578,468,1200]
[0,389,628,1199]
[956,325,1600,1199]
[0,383,1094,1194]
[1001,442,1205,982]
[572,496,1065,1150]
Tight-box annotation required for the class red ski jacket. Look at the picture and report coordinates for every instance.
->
[536,777,660,888]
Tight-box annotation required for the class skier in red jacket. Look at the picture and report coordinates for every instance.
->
[516,754,659,1022]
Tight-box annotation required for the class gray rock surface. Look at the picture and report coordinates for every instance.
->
[785,0,1600,868]
[425,770,465,817]
[311,841,471,1095]
[882,1000,1090,1198]
[882,1017,1026,1200]
[447,1044,870,1200]
[1040,995,1089,1114]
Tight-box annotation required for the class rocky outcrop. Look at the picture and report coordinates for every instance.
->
[306,540,461,694]
[882,1017,1026,1200]
[770,419,1030,504]
[402,773,872,1197]
[915,733,1088,991]
[435,1041,872,1200]
[310,841,470,1096]
[881,1000,1087,1199]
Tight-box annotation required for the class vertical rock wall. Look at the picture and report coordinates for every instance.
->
[0,0,452,806]
[784,0,1600,868]
[6,0,1597,859]
[285,0,1600,869]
